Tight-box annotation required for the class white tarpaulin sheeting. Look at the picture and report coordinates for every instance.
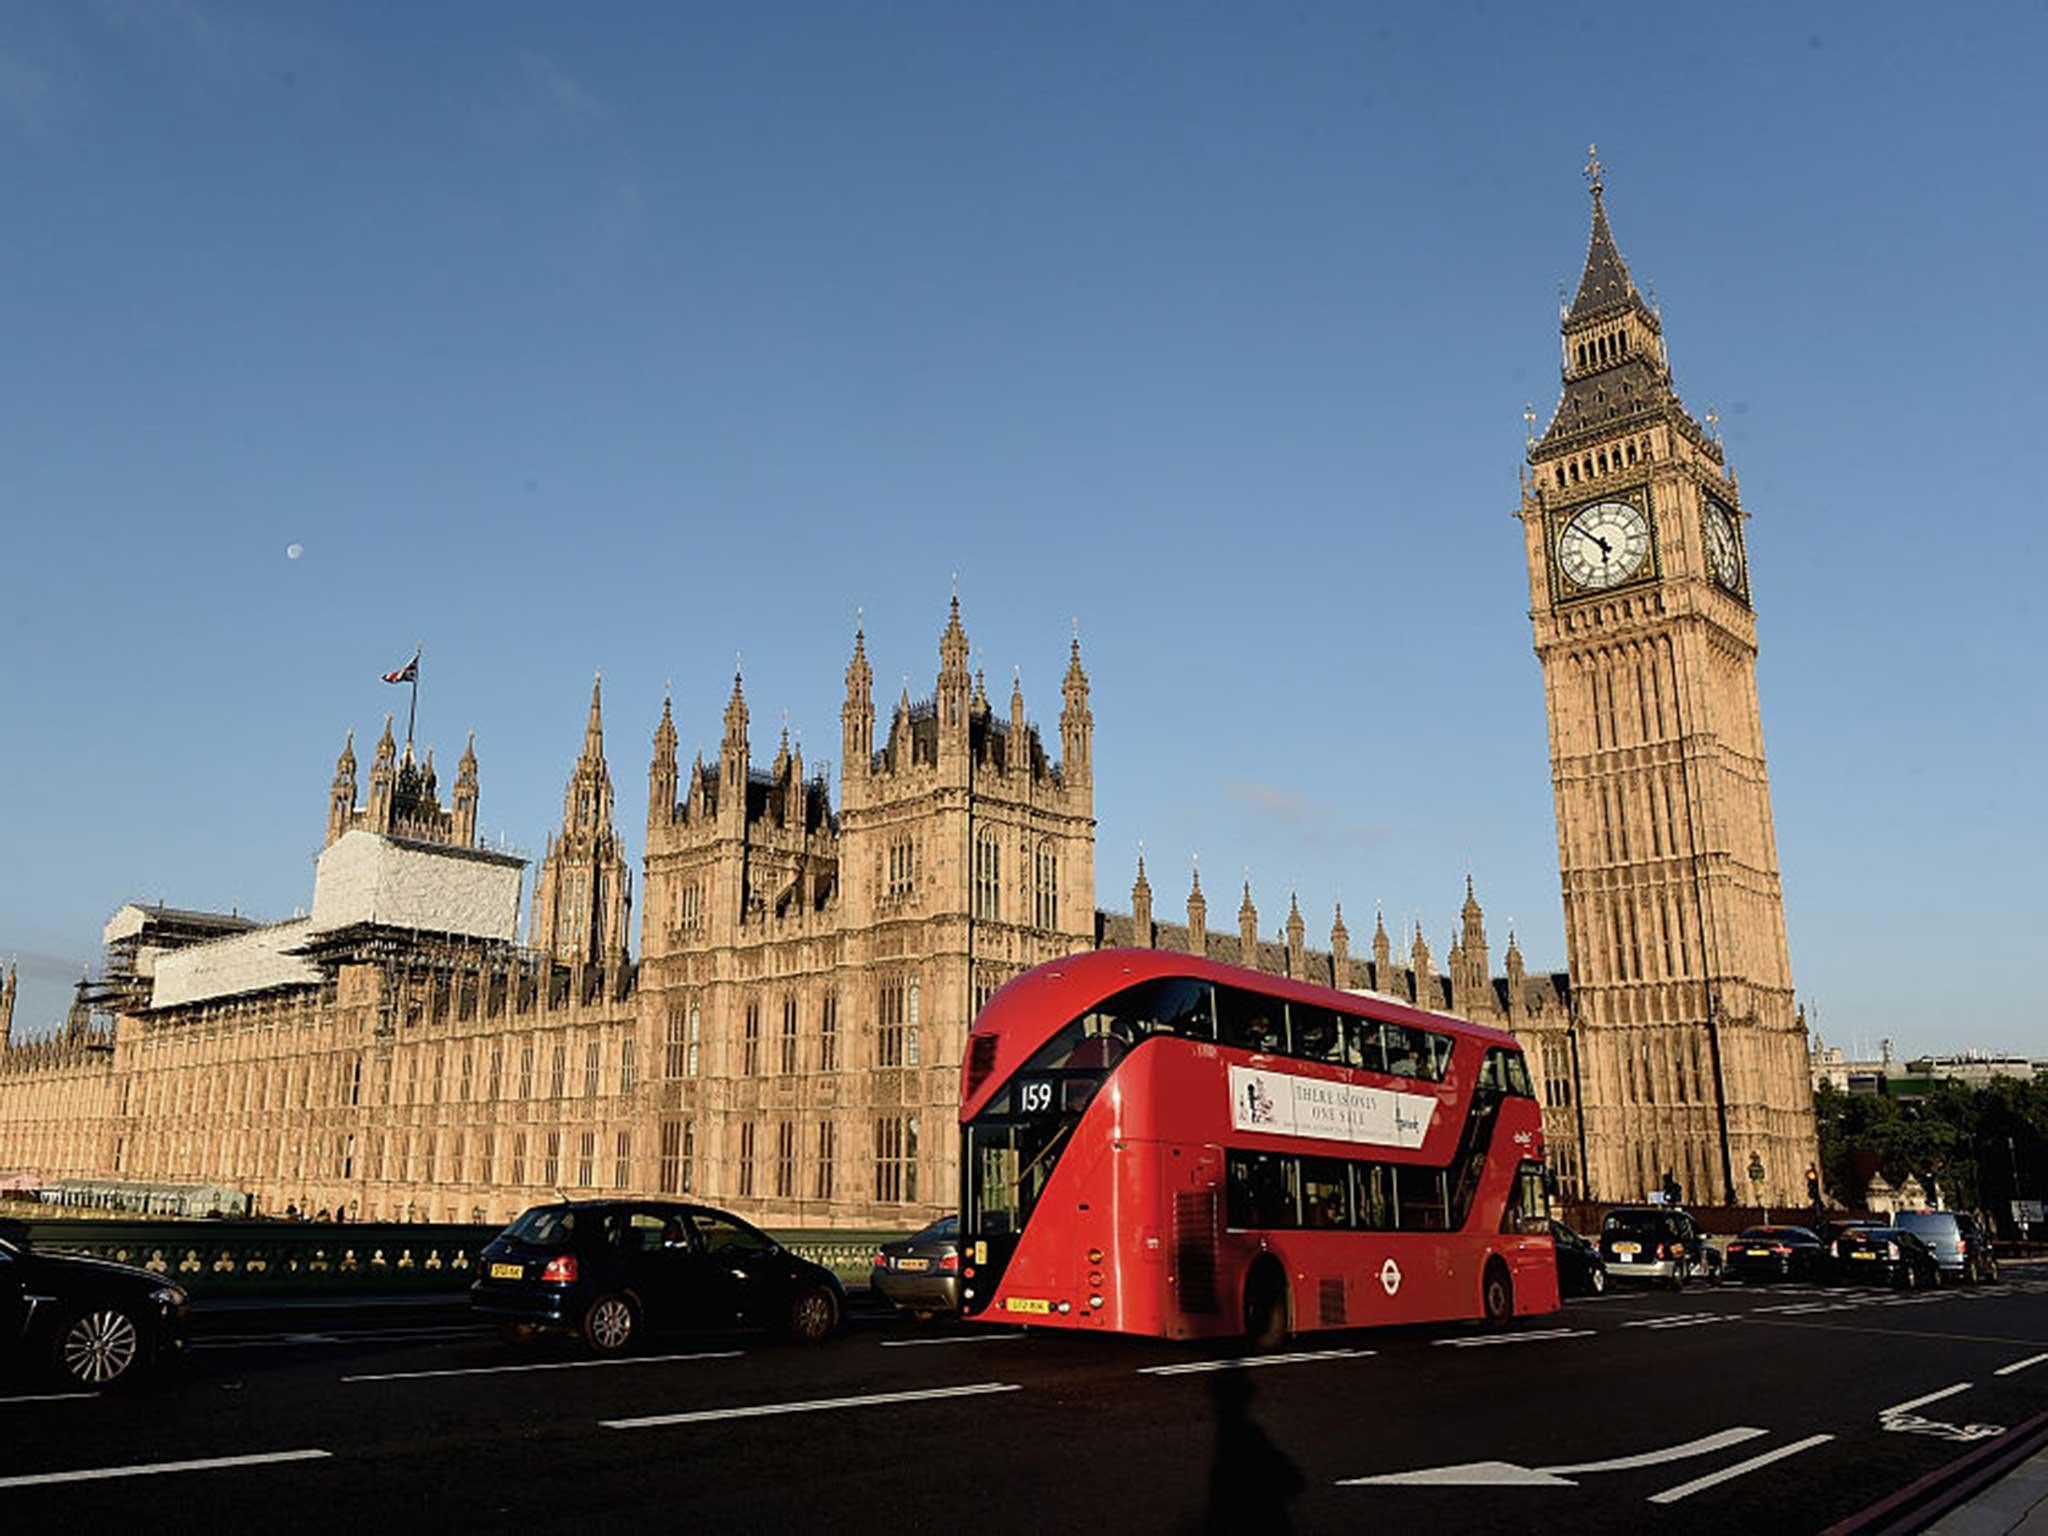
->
[150,919,322,1010]
[309,830,520,943]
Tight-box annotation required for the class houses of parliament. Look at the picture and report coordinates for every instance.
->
[0,159,1819,1225]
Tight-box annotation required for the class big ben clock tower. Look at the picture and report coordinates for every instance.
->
[1519,149,1818,1207]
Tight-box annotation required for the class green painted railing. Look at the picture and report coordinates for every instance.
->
[2,1218,899,1294]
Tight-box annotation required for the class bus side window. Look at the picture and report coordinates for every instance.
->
[1503,1051,1536,1098]
[1128,977,1214,1039]
[1500,1161,1549,1235]
[1382,1023,1425,1078]
[1215,987,1286,1056]
[1478,1047,1507,1094]
[1425,1033,1456,1081]
[1347,1017,1386,1073]
[1291,1007,1345,1065]
[1397,1166,1449,1231]
[1355,1162,1396,1230]
[1300,1158,1350,1229]
[1225,1150,1297,1230]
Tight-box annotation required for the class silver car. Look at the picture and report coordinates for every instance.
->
[1892,1210,1998,1283]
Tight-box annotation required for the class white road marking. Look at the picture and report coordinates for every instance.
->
[603,1381,1020,1428]
[1339,1426,1768,1488]
[0,1391,96,1406]
[1648,1434,1834,1503]
[343,1350,741,1382]
[1545,1426,1769,1475]
[1884,1383,1972,1416]
[1620,1313,1738,1330]
[0,1449,332,1490]
[1434,1327,1595,1348]
[1995,1352,2048,1377]
[1138,1348,1375,1376]
[880,1333,1028,1348]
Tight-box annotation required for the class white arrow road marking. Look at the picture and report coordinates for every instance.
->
[1884,1383,1972,1416]
[1339,1426,1768,1488]
[1434,1327,1595,1348]
[1340,1461,1575,1488]
[0,1450,332,1490]
[1996,1352,2048,1377]
[1544,1427,1769,1475]
[1138,1348,1375,1376]
[1648,1434,1834,1503]
[603,1381,1020,1429]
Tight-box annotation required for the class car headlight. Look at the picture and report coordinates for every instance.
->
[149,1285,189,1310]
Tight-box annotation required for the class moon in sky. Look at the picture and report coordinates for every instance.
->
[286,543,304,560]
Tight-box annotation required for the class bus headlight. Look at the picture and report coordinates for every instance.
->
[1056,1300,1071,1314]
[1089,1295,1103,1309]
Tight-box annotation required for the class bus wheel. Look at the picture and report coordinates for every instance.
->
[1241,1259,1290,1350]
[1481,1259,1514,1327]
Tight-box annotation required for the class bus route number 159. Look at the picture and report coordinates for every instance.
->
[1017,1078,1056,1115]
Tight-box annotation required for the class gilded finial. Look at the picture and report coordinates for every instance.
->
[1523,402,1537,448]
[1585,143,1604,198]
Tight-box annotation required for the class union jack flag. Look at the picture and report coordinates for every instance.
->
[382,651,420,685]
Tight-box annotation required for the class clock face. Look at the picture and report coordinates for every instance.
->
[1704,499,1743,592]
[1557,500,1652,591]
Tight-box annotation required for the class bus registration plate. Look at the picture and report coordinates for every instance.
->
[1004,1297,1052,1315]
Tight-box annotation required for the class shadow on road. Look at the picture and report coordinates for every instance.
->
[1203,1367,1305,1533]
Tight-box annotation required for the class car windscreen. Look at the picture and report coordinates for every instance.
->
[504,1207,576,1245]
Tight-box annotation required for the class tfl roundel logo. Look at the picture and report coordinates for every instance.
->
[1379,1257,1402,1296]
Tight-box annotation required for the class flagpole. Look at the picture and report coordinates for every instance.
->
[405,645,421,752]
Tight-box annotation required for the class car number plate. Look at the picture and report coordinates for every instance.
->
[1614,1252,1633,1262]
[1005,1297,1052,1315]
[896,1258,930,1272]
[489,1262,524,1280]
[1613,1242,1640,1254]
[1851,1251,1876,1260]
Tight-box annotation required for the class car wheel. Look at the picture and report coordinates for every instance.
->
[497,1321,543,1346]
[54,1305,144,1388]
[1482,1259,1514,1326]
[787,1285,841,1345]
[1588,1263,1608,1296]
[581,1294,637,1355]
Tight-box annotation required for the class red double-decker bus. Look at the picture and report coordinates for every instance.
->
[958,950,1559,1340]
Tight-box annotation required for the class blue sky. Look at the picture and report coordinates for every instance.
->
[1,4,2041,1056]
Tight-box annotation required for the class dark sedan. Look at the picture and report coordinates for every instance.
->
[1833,1227,1942,1290]
[1549,1220,1609,1297]
[1724,1225,1826,1282]
[470,1200,846,1351]
[872,1215,961,1314]
[1,1233,190,1389]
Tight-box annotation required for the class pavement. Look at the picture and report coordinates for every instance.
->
[4,1271,2047,1532]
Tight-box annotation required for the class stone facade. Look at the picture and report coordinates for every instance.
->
[1515,151,1819,1206]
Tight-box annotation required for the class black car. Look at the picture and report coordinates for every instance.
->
[1,1232,190,1389]
[470,1200,846,1351]
[1598,1206,1713,1289]
[1549,1220,1609,1296]
[1893,1210,1999,1284]
[1832,1227,1942,1290]
[1724,1225,1826,1282]
[872,1215,962,1315]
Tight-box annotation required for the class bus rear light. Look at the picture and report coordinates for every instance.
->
[1089,1272,1104,1288]
[1056,1301,1072,1314]
[1089,1295,1103,1309]
[938,1254,960,1272]
[539,1255,578,1284]
[963,1265,976,1278]
[1087,1248,1103,1264]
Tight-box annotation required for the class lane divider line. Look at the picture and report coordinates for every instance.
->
[343,1350,742,1383]
[1434,1328,1596,1348]
[880,1333,1029,1348]
[1137,1348,1374,1377]
[603,1380,1020,1429]
[1648,1434,1834,1504]
[1885,1383,1973,1416]
[0,1449,332,1491]
[1996,1353,2048,1377]
[0,1391,97,1406]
